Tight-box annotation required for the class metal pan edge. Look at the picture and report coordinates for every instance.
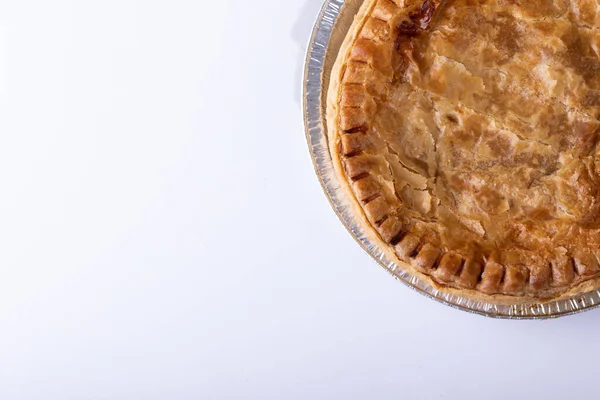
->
[302,0,600,319]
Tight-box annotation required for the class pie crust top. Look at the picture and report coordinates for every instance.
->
[327,0,600,302]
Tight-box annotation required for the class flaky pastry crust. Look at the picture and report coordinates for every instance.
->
[327,0,600,303]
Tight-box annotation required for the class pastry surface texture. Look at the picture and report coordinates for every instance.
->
[327,0,600,301]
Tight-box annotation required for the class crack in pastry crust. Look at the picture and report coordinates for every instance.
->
[327,0,600,301]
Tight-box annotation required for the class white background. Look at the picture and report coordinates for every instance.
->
[0,0,598,399]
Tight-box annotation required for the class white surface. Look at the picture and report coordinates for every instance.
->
[0,0,598,399]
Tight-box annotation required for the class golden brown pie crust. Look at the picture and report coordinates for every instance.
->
[327,0,600,303]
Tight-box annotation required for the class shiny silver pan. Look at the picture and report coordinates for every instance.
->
[302,0,600,319]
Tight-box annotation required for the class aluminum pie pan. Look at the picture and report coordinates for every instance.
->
[302,0,600,319]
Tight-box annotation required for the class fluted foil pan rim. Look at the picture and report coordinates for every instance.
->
[302,0,600,319]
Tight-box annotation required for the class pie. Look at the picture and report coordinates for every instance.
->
[326,0,600,303]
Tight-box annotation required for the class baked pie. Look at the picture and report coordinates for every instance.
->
[326,0,600,303]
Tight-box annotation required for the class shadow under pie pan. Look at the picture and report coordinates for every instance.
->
[302,0,600,319]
